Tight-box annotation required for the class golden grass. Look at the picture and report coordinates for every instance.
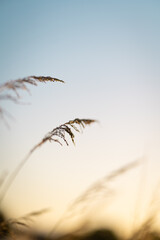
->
[48,159,143,236]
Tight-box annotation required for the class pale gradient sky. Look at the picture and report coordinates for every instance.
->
[0,0,160,235]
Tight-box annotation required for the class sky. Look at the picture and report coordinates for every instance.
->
[0,0,160,236]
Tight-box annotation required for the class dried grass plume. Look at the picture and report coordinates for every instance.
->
[0,75,64,124]
[0,118,97,205]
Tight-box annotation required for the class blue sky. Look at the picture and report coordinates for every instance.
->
[0,0,160,235]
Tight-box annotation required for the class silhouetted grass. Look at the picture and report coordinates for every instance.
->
[0,76,160,240]
[0,75,64,126]
[0,118,96,205]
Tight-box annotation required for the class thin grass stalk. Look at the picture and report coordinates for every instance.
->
[0,145,38,204]
[0,118,96,205]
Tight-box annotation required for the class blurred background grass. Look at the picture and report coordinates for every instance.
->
[0,0,160,239]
